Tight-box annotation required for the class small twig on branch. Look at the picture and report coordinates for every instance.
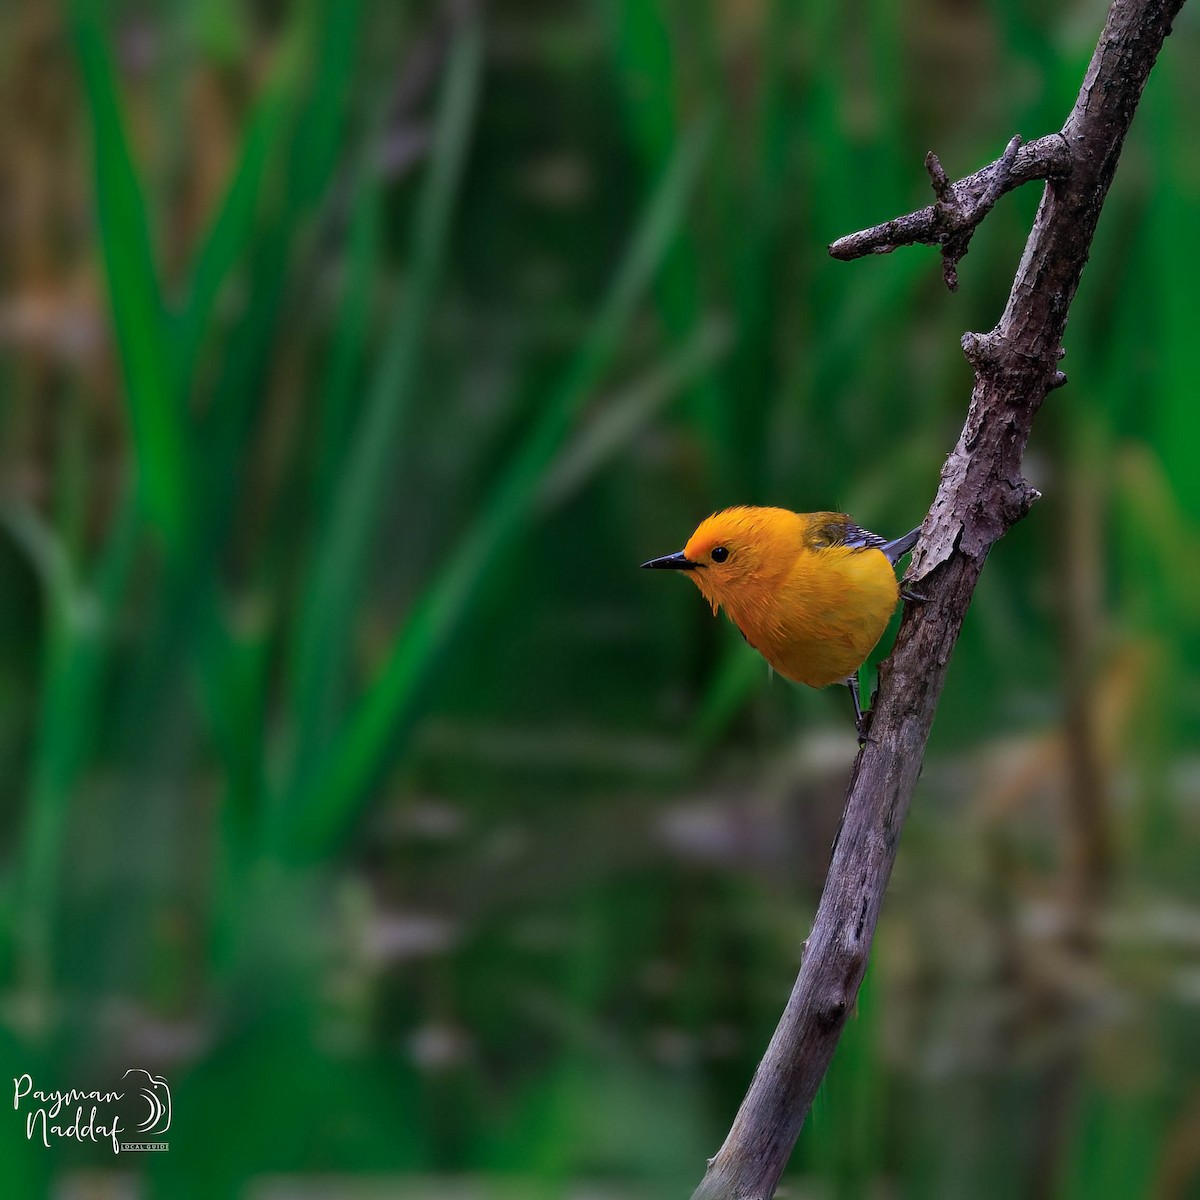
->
[692,0,1187,1197]
[829,133,1070,290]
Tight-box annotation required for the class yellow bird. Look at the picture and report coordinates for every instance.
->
[642,506,921,735]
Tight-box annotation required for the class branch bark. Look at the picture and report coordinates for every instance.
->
[691,1,1186,1196]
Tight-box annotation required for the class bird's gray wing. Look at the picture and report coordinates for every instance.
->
[806,514,920,565]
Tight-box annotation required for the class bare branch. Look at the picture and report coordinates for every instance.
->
[828,133,1070,290]
[693,0,1187,1196]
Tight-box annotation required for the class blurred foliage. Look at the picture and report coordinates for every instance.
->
[1,0,1199,1196]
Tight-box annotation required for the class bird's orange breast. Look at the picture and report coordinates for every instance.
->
[719,544,900,687]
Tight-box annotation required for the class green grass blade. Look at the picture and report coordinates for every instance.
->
[173,26,307,385]
[71,2,189,548]
[286,0,363,205]
[314,173,383,507]
[9,485,141,994]
[179,0,360,559]
[538,313,731,510]
[601,0,731,483]
[722,0,793,495]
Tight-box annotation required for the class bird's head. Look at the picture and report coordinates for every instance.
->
[641,506,800,613]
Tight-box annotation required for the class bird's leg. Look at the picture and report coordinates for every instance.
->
[846,675,871,746]
[900,586,929,603]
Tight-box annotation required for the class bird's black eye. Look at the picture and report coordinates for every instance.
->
[711,546,729,563]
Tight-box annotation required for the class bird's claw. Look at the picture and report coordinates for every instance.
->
[855,707,874,747]
[901,586,929,603]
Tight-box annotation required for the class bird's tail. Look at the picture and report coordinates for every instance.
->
[881,525,921,565]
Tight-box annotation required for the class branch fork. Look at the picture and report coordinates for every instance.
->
[829,132,1071,290]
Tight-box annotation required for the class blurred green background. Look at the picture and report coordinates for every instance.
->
[2,0,1199,1196]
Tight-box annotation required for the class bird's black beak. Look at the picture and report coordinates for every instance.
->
[640,550,698,570]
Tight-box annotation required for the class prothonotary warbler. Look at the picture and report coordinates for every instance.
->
[642,506,922,737]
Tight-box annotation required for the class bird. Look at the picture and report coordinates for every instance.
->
[641,506,922,738]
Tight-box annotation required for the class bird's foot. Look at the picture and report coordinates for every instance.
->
[846,674,874,746]
[901,586,929,603]
[855,707,874,747]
